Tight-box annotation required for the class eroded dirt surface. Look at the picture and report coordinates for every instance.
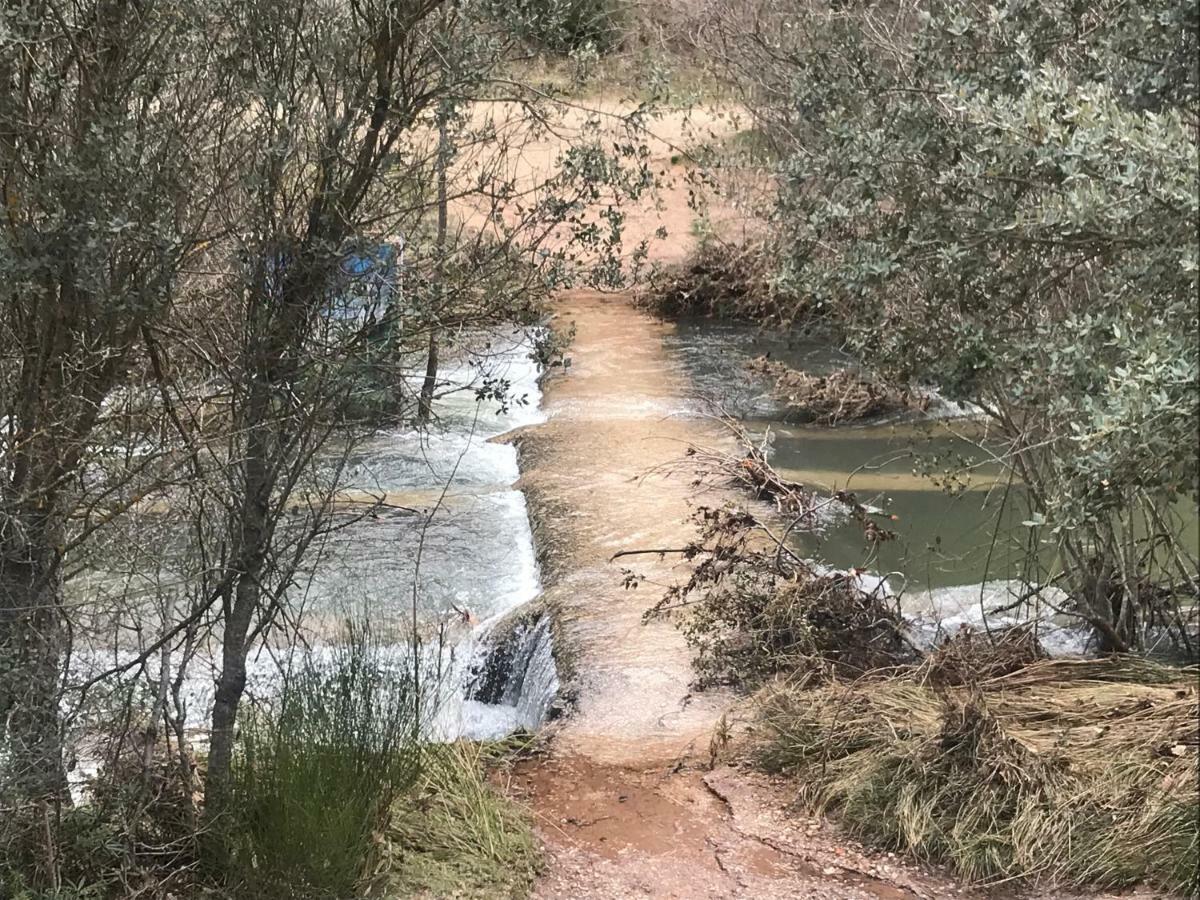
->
[510,753,995,900]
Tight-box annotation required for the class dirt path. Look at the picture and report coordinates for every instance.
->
[507,291,989,899]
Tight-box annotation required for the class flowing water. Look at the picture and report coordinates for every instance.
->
[67,301,1194,761]
[67,327,556,751]
[305,329,556,738]
[302,303,1159,747]
[661,317,1200,655]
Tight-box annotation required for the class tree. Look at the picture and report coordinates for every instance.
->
[172,0,653,816]
[706,0,1199,652]
[2,0,656,886]
[0,0,225,826]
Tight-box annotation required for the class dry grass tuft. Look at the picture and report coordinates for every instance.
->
[918,625,1047,686]
[753,657,1200,894]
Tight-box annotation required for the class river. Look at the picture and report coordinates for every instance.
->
[68,301,1193,755]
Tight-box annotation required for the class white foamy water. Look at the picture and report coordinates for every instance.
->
[902,580,1090,655]
[326,330,555,737]
[66,328,558,770]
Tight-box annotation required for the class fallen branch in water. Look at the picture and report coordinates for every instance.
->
[617,421,913,686]
[609,548,693,562]
[679,417,897,545]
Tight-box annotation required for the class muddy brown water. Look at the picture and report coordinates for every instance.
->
[516,292,736,765]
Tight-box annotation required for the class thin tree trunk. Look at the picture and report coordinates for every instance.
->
[143,631,172,772]
[204,382,273,820]
[418,331,439,422]
[0,512,70,882]
[418,112,449,423]
[0,588,68,800]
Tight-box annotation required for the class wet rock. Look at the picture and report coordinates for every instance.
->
[468,606,563,726]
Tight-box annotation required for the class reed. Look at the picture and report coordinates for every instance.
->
[384,740,539,898]
[224,626,423,899]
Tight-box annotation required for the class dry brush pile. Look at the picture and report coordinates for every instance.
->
[634,427,907,687]
[745,356,929,425]
[635,240,803,321]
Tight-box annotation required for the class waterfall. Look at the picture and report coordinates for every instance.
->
[460,611,561,739]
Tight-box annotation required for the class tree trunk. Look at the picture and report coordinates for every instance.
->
[418,330,439,422]
[204,574,257,817]
[418,110,450,424]
[0,512,70,842]
[203,380,273,820]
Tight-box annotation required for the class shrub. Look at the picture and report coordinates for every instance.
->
[493,0,624,54]
[714,0,1200,653]
[1,806,121,900]
[224,630,422,899]
[1,715,203,899]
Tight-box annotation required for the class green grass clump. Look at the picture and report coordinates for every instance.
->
[384,741,540,899]
[225,631,423,899]
[220,625,539,899]
[753,658,1199,895]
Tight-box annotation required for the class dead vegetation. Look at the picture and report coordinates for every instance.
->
[746,356,929,425]
[630,421,904,686]
[635,240,804,321]
[753,657,1199,894]
[628,428,1199,896]
[916,624,1048,686]
[676,566,913,687]
[687,424,898,541]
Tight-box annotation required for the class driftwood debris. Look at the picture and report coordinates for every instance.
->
[746,356,928,425]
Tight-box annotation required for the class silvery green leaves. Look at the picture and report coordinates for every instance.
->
[727,0,1198,653]
[484,0,623,54]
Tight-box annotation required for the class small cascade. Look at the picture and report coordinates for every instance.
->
[66,328,563,752]
[460,610,561,739]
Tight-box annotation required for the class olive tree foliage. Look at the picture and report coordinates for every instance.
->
[176,0,652,815]
[706,0,1199,653]
[489,0,625,53]
[0,0,229,816]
